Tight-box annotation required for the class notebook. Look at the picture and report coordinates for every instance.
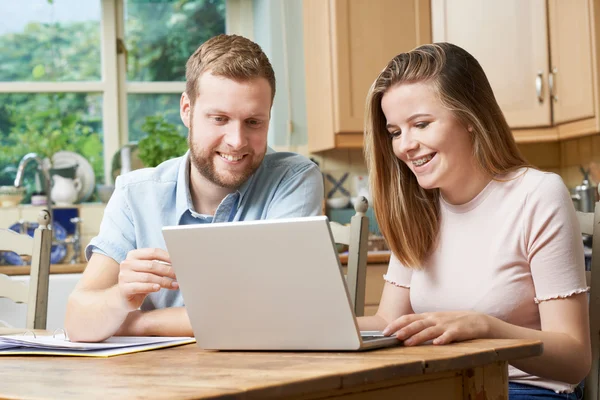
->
[162,216,400,351]
[0,333,195,357]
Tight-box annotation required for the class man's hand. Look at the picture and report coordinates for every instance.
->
[118,248,178,311]
[382,311,491,346]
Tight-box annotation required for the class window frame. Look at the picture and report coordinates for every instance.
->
[0,0,252,186]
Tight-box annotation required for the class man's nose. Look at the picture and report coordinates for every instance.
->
[224,122,248,149]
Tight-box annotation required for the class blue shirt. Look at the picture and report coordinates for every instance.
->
[86,148,324,309]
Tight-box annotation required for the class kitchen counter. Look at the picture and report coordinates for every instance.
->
[0,263,87,276]
[0,252,392,276]
[337,250,391,265]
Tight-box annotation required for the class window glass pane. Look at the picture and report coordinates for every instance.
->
[125,0,226,82]
[0,0,101,82]
[127,94,186,143]
[0,93,104,200]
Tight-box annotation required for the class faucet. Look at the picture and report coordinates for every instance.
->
[14,152,52,214]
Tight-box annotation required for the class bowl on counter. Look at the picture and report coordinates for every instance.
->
[0,186,25,207]
[326,196,351,209]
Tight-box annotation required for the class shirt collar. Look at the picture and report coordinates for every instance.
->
[175,151,193,224]
[174,150,259,224]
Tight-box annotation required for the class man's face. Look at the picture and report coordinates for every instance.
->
[180,72,272,189]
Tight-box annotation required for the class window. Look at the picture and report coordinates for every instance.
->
[122,0,227,146]
[0,0,241,200]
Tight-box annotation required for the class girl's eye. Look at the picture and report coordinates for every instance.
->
[388,130,401,139]
[415,121,430,129]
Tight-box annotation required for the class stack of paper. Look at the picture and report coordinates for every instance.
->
[0,334,196,357]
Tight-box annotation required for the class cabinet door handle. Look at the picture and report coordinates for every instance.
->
[536,71,544,104]
[549,67,558,102]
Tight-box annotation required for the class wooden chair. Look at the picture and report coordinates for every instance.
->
[0,210,52,329]
[329,196,369,317]
[577,205,600,400]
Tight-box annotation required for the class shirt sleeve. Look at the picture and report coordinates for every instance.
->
[383,252,413,288]
[524,173,588,303]
[265,162,324,218]
[85,175,137,264]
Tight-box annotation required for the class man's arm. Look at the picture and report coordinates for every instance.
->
[65,249,179,342]
[65,253,128,342]
[114,307,193,337]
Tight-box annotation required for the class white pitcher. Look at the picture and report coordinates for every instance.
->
[51,175,81,206]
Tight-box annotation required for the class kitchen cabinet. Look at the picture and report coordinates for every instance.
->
[431,0,597,142]
[303,0,432,152]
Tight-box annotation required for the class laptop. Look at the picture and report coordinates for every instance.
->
[162,216,400,351]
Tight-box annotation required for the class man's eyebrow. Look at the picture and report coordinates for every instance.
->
[245,113,269,119]
[204,108,226,114]
[204,109,269,118]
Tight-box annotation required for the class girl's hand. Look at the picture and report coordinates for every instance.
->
[382,311,491,346]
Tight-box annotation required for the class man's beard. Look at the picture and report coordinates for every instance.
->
[188,120,266,189]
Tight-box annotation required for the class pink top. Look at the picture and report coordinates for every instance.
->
[383,168,588,393]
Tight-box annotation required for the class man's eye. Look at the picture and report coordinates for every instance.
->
[212,116,227,123]
[247,119,262,127]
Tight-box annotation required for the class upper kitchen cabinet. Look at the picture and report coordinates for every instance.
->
[303,0,432,152]
[548,0,595,126]
[432,0,596,142]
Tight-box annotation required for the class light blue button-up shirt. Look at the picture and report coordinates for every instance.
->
[86,148,324,310]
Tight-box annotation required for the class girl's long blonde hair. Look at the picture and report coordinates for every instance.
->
[364,43,528,268]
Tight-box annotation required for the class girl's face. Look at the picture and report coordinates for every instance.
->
[381,81,485,204]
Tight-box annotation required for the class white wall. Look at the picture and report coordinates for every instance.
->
[253,0,309,153]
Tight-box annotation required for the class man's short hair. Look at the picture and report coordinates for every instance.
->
[185,34,276,105]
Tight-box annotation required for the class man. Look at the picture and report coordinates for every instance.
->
[65,35,324,342]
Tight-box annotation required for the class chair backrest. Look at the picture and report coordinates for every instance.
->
[329,196,369,317]
[577,205,600,400]
[0,210,52,329]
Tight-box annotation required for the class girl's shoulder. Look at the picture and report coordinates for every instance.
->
[498,167,566,197]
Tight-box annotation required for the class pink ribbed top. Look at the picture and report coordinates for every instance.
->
[384,168,588,393]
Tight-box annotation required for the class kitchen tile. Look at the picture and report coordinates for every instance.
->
[518,143,560,168]
[322,170,351,199]
[578,136,593,165]
[592,134,600,156]
[562,139,580,167]
[319,149,351,171]
[348,149,367,169]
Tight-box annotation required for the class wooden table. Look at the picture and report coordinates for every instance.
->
[0,337,541,399]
